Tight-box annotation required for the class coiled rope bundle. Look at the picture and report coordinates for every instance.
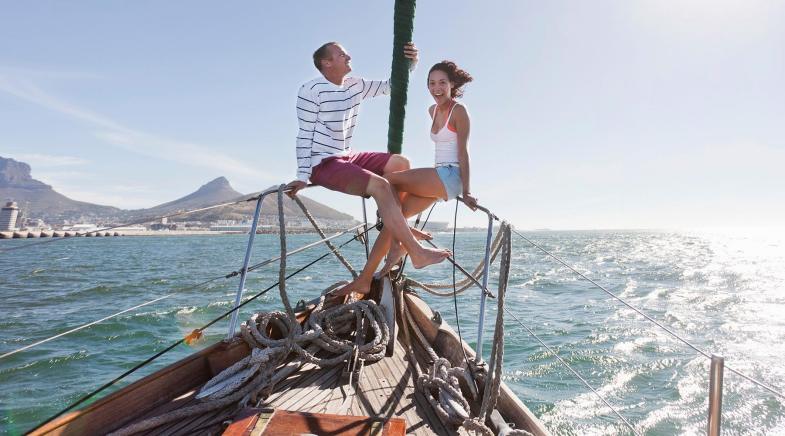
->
[400,222,532,436]
[110,186,389,436]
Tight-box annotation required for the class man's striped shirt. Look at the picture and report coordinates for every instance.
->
[295,76,390,182]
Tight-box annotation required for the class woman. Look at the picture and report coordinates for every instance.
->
[333,60,477,296]
[387,60,477,210]
[377,60,478,273]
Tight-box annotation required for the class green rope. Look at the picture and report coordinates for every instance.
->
[387,0,416,154]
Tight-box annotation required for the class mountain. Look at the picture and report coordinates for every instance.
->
[0,156,121,222]
[0,156,355,224]
[129,177,243,217]
[130,179,354,223]
[176,188,355,223]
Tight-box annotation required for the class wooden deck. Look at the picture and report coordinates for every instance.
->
[34,288,548,436]
[258,338,466,436]
[127,337,465,435]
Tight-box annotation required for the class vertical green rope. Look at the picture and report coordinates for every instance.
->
[387,0,416,154]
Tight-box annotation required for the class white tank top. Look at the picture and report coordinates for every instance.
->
[430,102,461,167]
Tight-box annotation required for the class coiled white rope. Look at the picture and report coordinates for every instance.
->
[401,222,531,435]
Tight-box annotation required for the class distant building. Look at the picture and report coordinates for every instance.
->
[1,202,19,231]
[65,223,99,233]
[112,226,147,232]
[210,223,252,232]
[27,218,50,231]
[150,223,177,231]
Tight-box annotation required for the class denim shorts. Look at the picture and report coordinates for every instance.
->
[436,165,463,201]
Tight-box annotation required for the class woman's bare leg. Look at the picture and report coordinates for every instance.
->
[385,168,448,200]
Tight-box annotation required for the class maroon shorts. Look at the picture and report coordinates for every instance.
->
[310,151,392,196]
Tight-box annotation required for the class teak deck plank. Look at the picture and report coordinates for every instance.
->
[376,351,433,436]
[374,358,421,434]
[317,377,356,415]
[251,337,452,436]
[264,365,319,405]
[366,343,416,433]
[384,341,453,436]
[273,364,342,411]
[296,369,343,412]
[363,361,391,416]
[354,365,382,417]
[366,357,413,425]
[272,368,337,410]
[268,363,328,407]
[120,337,463,435]
[347,379,365,417]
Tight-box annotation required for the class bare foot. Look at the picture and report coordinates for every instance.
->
[379,242,407,276]
[410,246,451,269]
[330,275,373,297]
[410,226,432,241]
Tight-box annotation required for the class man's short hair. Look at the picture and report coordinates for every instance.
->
[313,42,338,71]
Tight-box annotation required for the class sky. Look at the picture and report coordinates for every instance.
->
[1,0,783,229]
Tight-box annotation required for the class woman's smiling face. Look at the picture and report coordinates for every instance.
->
[428,69,453,104]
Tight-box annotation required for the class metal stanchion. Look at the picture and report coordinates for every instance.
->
[361,197,370,259]
[475,213,494,360]
[708,354,724,436]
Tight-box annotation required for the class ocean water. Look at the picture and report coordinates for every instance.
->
[1,230,784,435]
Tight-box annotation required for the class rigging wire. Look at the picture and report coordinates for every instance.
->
[19,192,785,433]
[404,203,636,430]
[29,224,375,433]
[509,226,785,401]
[502,306,641,436]
[397,200,479,390]
[410,217,637,432]
[0,275,225,362]
[246,223,365,273]
[435,200,785,410]
[421,238,495,299]
[450,199,478,378]
[1,223,368,362]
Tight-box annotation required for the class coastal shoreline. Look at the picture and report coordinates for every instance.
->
[0,228,360,239]
[0,227,484,240]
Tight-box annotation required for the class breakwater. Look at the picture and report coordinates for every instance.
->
[0,227,361,240]
[0,230,125,239]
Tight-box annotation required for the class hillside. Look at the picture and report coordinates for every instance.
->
[125,177,244,220]
[0,156,121,222]
[177,190,355,222]
[1,156,355,224]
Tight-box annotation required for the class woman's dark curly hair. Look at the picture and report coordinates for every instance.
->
[428,61,473,98]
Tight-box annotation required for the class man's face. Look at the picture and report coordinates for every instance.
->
[324,44,352,77]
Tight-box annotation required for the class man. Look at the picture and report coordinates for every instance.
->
[286,42,450,282]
